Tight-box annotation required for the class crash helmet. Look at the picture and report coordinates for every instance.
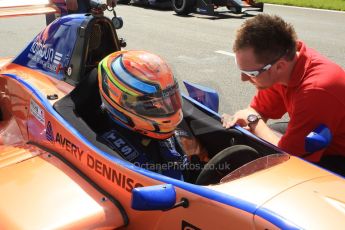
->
[98,50,183,139]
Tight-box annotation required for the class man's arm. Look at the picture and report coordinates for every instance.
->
[221,107,281,145]
[249,115,280,145]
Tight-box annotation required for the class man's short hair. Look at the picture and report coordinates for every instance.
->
[233,14,298,64]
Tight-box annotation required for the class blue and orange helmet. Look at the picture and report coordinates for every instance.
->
[98,50,183,139]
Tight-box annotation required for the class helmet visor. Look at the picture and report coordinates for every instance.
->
[121,84,182,118]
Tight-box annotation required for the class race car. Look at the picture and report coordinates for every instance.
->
[0,1,345,230]
[172,0,264,16]
[118,0,263,16]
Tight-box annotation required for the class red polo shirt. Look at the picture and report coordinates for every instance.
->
[250,41,345,162]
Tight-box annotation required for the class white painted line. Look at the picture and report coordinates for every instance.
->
[215,50,235,57]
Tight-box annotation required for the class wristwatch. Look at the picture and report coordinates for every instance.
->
[247,114,262,128]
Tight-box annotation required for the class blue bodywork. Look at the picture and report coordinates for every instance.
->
[131,184,176,210]
[305,124,332,153]
[183,80,219,113]
[13,14,86,80]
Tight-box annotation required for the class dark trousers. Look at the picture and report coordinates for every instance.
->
[269,122,345,177]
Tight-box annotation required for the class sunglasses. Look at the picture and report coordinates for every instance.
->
[236,52,286,78]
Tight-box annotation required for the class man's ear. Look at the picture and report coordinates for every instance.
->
[275,59,288,73]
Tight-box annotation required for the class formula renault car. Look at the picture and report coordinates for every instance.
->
[118,0,263,16]
[172,0,264,16]
[1,2,345,230]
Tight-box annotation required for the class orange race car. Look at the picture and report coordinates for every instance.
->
[0,1,345,230]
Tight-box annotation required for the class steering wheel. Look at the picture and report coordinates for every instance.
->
[195,145,260,185]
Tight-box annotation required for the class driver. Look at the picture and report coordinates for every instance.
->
[97,50,208,181]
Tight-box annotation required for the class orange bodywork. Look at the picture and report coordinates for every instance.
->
[210,156,345,228]
[0,36,345,229]
[0,1,59,18]
[0,146,125,230]
[0,58,12,70]
[0,63,270,229]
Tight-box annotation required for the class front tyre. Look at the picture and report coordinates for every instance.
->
[172,0,195,15]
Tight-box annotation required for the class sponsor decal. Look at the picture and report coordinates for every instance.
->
[28,39,63,73]
[101,130,140,161]
[48,131,84,162]
[46,127,143,192]
[46,121,54,142]
[182,220,201,230]
[53,51,63,65]
[87,154,143,192]
[30,99,45,125]
[50,131,142,193]
[55,132,84,161]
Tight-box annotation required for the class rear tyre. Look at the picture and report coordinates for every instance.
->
[172,0,195,15]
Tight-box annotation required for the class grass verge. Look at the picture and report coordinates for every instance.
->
[259,0,345,11]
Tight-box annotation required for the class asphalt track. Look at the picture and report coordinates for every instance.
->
[0,4,344,116]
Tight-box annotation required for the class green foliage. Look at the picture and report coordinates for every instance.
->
[258,0,345,11]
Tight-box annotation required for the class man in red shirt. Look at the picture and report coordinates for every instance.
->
[222,14,345,175]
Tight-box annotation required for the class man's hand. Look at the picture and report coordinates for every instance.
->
[221,108,259,130]
[107,0,117,7]
[222,107,281,146]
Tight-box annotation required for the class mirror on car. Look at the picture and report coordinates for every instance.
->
[183,80,219,113]
[305,124,332,153]
[131,184,176,211]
